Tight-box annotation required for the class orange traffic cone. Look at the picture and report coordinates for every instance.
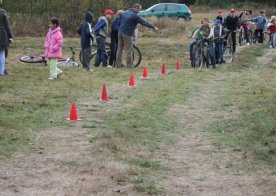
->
[160,63,166,75]
[176,59,181,71]
[128,72,136,87]
[66,102,80,121]
[100,83,109,101]
[141,66,149,79]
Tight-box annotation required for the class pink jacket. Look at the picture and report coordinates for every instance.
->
[44,27,63,58]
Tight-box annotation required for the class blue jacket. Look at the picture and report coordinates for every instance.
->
[77,12,94,48]
[119,9,155,36]
[250,15,267,30]
[110,16,121,36]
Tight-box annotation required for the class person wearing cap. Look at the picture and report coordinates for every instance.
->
[249,10,267,44]
[214,10,225,26]
[115,3,158,68]
[77,11,94,71]
[225,8,239,53]
[94,9,113,68]
[238,10,252,45]
[213,19,227,64]
[0,0,13,76]
[108,10,123,67]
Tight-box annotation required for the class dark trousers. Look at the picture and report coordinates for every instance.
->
[215,43,223,63]
[207,41,216,66]
[95,37,107,67]
[226,31,237,52]
[109,33,118,66]
[243,26,250,43]
[254,29,264,43]
[82,47,91,70]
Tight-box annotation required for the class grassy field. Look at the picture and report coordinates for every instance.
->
[0,13,275,195]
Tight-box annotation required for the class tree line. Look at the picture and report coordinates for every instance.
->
[2,0,275,36]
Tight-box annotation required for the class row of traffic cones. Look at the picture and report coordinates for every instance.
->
[67,60,182,121]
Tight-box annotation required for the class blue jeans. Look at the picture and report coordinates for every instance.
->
[215,43,224,63]
[95,37,107,67]
[0,50,5,75]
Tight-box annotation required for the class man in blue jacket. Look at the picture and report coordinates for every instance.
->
[115,4,158,68]
[249,10,267,44]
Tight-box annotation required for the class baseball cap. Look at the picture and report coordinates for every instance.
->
[230,8,235,13]
[104,9,114,15]
[217,10,222,14]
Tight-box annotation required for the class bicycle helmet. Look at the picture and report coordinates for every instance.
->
[271,15,276,21]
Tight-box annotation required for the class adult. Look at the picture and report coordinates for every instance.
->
[115,3,158,68]
[225,8,239,53]
[250,10,267,44]
[108,10,123,67]
[0,0,13,76]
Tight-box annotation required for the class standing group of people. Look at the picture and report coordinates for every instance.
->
[189,8,275,68]
[77,3,158,73]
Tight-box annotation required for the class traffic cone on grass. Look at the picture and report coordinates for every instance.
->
[128,72,136,87]
[176,59,181,71]
[100,83,109,101]
[66,102,81,121]
[141,66,149,79]
[160,63,166,75]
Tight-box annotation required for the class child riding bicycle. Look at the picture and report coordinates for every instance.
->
[267,15,276,48]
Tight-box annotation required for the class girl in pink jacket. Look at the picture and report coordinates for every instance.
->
[44,18,64,80]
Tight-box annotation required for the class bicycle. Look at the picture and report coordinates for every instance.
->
[191,38,212,69]
[20,47,79,67]
[79,42,142,68]
[223,29,235,64]
[238,24,253,46]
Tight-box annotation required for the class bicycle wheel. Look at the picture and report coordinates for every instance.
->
[263,31,271,44]
[238,29,244,46]
[20,56,45,63]
[223,47,233,64]
[120,45,142,68]
[57,59,79,68]
[249,30,253,44]
[79,44,98,64]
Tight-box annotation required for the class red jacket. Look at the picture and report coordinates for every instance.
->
[44,27,63,58]
[267,21,276,34]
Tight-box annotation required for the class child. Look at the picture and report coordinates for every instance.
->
[213,19,227,64]
[267,15,276,48]
[94,9,113,68]
[214,10,225,25]
[44,17,64,80]
[77,11,94,71]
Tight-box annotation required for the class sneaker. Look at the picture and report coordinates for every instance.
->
[57,72,63,78]
[48,76,57,80]
[246,43,250,46]
[107,65,113,68]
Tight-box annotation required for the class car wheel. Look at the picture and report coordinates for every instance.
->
[177,16,186,21]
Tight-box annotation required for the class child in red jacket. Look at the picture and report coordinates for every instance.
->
[267,16,276,48]
[44,18,64,80]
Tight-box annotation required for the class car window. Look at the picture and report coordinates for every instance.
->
[167,5,181,11]
[151,4,166,11]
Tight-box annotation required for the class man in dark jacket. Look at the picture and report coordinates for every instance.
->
[115,4,158,68]
[77,11,94,71]
[224,8,239,53]
[109,10,123,67]
[0,0,12,76]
